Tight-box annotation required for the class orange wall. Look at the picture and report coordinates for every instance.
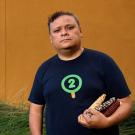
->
[0,0,135,105]
[0,0,6,101]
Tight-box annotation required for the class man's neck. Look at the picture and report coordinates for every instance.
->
[57,47,84,61]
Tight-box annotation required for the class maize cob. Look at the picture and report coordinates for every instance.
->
[88,94,106,110]
[102,99,120,117]
[97,97,116,112]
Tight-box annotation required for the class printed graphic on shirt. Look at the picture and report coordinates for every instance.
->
[61,74,82,98]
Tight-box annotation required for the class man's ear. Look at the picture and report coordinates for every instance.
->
[80,32,83,38]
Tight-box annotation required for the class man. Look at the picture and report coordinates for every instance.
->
[28,11,132,135]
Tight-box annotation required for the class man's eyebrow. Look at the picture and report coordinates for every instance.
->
[66,24,75,27]
[53,26,61,30]
[55,26,61,29]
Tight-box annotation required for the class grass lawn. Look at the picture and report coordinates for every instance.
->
[0,102,135,135]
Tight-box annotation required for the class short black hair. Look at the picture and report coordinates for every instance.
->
[48,11,81,33]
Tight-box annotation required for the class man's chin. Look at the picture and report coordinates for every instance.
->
[59,45,80,53]
[61,46,76,51]
[61,43,79,49]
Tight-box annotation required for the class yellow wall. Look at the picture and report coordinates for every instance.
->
[0,0,135,105]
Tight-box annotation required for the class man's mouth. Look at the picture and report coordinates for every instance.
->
[60,38,72,42]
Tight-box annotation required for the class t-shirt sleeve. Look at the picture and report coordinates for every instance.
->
[101,54,131,98]
[28,64,46,105]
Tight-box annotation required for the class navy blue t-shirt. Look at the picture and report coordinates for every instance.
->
[28,48,131,135]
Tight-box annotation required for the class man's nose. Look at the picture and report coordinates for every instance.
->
[61,28,68,36]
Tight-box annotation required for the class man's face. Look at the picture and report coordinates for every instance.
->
[49,15,82,51]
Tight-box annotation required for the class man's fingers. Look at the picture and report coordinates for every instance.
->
[82,109,93,123]
[78,108,105,128]
[78,114,89,127]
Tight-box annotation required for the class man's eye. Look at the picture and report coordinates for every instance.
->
[53,29,60,33]
[67,26,74,30]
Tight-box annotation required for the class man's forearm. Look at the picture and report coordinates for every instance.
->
[29,112,43,135]
[29,103,44,135]
[107,96,132,127]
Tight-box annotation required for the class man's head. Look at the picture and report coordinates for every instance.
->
[48,11,83,52]
[48,11,81,33]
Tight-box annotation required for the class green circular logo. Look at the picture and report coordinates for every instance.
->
[61,74,82,93]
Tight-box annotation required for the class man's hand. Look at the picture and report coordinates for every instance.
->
[78,108,110,128]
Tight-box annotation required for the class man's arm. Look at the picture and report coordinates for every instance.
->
[78,96,132,128]
[29,103,45,135]
[107,96,132,126]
